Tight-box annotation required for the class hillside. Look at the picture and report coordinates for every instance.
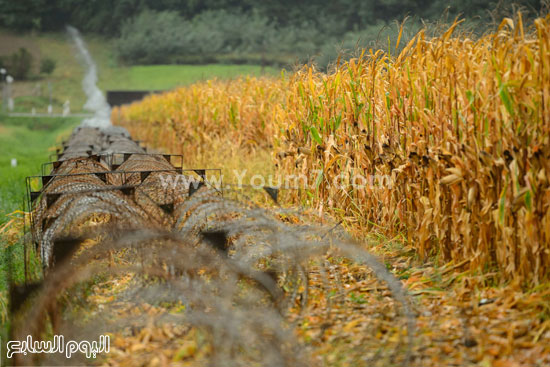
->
[0,30,277,113]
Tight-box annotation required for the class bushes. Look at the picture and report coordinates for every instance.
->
[115,9,327,66]
[115,9,245,64]
[115,9,277,65]
[10,48,33,79]
[0,48,33,80]
[0,0,544,36]
[115,10,188,64]
[113,8,443,69]
[0,49,57,80]
[39,58,56,75]
[113,2,547,68]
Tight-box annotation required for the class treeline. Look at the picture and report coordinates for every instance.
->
[0,0,545,67]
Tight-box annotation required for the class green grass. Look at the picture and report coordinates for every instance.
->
[2,30,279,113]
[0,114,77,349]
[10,95,64,113]
[0,114,78,222]
[99,64,278,91]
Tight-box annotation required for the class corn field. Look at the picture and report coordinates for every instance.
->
[114,15,550,284]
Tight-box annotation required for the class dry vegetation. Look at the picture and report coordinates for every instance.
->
[115,15,550,286]
[110,14,550,365]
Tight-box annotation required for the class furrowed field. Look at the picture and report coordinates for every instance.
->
[114,15,550,285]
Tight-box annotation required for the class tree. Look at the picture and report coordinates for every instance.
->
[0,0,53,31]
[2,48,34,80]
[115,10,189,64]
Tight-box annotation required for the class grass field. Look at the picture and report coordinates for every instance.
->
[0,30,278,113]
[99,64,278,91]
[0,115,78,222]
[0,114,78,338]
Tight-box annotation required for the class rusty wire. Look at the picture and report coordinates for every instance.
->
[12,125,416,366]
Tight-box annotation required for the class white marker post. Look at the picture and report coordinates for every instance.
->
[6,74,14,111]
